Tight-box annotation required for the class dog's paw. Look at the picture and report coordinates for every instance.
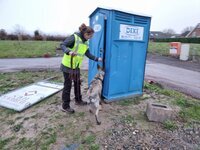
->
[89,109,93,113]
[99,105,102,111]
[97,121,101,125]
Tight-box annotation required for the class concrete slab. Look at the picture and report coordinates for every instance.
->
[146,102,173,123]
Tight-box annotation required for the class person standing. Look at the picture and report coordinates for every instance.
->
[60,23,102,113]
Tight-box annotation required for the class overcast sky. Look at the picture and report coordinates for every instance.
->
[0,0,199,35]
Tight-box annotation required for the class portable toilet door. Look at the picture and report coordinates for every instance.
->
[88,10,106,82]
[88,7,151,102]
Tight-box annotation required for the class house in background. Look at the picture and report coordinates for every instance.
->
[150,23,200,40]
[180,31,190,37]
[149,31,171,41]
[186,23,200,37]
[149,31,180,41]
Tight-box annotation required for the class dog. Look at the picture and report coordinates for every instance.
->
[87,65,105,125]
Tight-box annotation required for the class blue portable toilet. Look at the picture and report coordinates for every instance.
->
[88,7,151,102]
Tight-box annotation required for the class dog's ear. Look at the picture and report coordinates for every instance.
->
[97,64,104,72]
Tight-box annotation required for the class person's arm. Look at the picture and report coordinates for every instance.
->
[85,49,100,61]
[60,35,75,54]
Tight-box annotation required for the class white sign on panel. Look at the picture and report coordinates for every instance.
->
[0,81,63,111]
[119,24,144,41]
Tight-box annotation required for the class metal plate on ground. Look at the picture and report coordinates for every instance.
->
[0,81,63,112]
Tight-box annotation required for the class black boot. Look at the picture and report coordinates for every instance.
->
[75,100,87,106]
[75,94,87,106]
[61,107,75,113]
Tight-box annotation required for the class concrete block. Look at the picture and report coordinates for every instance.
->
[146,102,173,123]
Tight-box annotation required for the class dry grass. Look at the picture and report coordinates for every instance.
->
[0,70,199,149]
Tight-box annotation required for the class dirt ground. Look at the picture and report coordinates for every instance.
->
[0,70,200,150]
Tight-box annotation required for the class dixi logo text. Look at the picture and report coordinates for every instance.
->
[126,27,139,34]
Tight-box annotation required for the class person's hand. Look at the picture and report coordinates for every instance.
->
[98,57,103,62]
[69,51,77,56]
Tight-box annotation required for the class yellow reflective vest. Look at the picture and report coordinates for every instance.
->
[62,34,88,69]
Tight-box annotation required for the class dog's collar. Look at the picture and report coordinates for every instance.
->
[95,76,103,82]
[98,70,104,75]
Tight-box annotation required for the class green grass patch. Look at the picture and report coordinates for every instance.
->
[0,40,199,58]
[73,112,85,118]
[173,97,200,121]
[116,96,144,106]
[144,82,163,92]
[190,43,200,56]
[73,133,82,141]
[0,137,14,149]
[0,108,16,115]
[79,134,100,150]
[89,144,100,150]
[173,98,193,108]
[144,82,186,99]
[148,42,169,55]
[17,138,34,149]
[6,120,15,125]
[148,42,200,56]
[39,130,57,150]
[163,120,178,131]
[179,105,200,121]
[83,134,96,144]
[120,115,136,125]
[0,40,60,58]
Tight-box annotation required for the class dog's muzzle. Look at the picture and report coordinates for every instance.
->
[88,96,97,104]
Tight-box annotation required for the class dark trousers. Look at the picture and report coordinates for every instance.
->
[62,69,82,109]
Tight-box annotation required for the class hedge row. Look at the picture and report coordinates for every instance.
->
[0,35,66,41]
[154,37,200,43]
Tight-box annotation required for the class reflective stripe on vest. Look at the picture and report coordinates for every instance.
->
[62,34,88,69]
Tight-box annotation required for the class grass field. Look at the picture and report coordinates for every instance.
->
[148,42,200,56]
[0,40,60,58]
[0,40,199,58]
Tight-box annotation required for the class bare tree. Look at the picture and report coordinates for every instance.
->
[162,28,176,35]
[13,24,25,40]
[34,30,40,37]
[0,29,7,40]
[34,30,43,40]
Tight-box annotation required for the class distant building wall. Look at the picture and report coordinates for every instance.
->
[186,23,200,37]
